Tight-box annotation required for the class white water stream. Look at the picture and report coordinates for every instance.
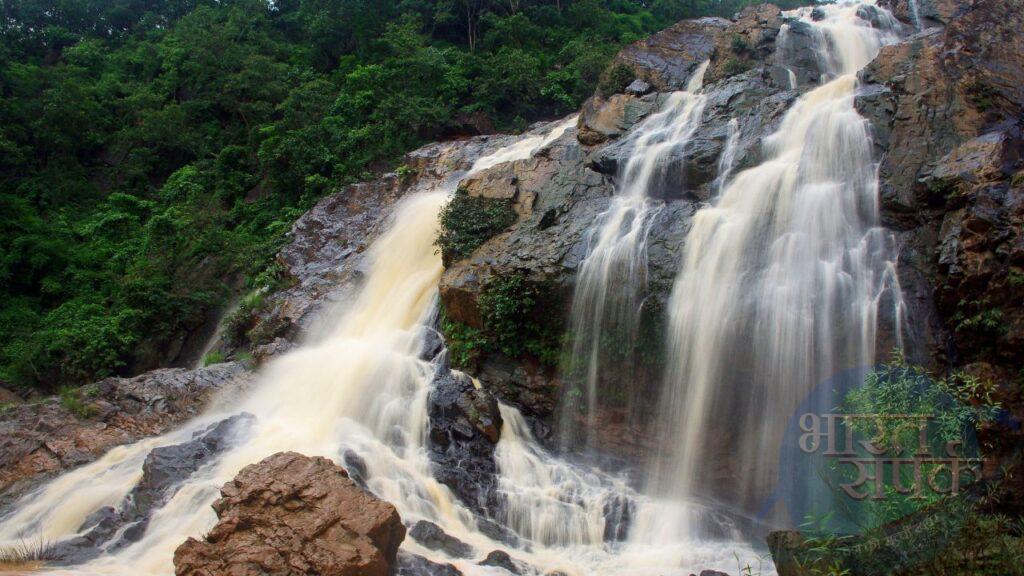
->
[639,1,905,540]
[560,63,709,451]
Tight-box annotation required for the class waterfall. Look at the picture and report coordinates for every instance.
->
[639,1,904,540]
[0,119,577,576]
[560,62,709,451]
[710,118,740,199]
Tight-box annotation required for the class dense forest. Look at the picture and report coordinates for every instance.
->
[0,0,798,391]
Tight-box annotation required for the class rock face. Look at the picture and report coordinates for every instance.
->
[0,362,253,505]
[173,452,405,576]
[436,2,808,466]
[425,353,504,515]
[242,134,518,359]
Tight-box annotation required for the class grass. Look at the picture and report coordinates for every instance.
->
[202,351,227,366]
[0,538,54,570]
[58,385,96,419]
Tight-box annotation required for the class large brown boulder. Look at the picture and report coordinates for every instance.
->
[173,452,405,576]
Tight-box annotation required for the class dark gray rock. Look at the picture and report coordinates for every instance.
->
[426,354,503,515]
[394,552,464,576]
[479,550,528,574]
[408,520,476,559]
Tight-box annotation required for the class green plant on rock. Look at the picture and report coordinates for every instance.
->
[440,314,489,370]
[203,351,227,366]
[731,34,752,54]
[478,272,562,365]
[597,62,635,97]
[952,299,1006,341]
[724,57,751,76]
[435,188,517,265]
[59,385,96,419]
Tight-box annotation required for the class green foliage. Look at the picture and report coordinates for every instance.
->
[730,34,751,53]
[952,299,1007,341]
[1009,270,1024,288]
[831,353,1001,528]
[723,56,751,76]
[789,354,1013,575]
[597,62,635,97]
[440,315,489,369]
[202,351,226,366]
[794,493,1024,576]
[435,189,517,264]
[58,385,96,419]
[478,273,561,364]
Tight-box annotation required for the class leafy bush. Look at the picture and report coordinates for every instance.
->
[479,273,562,365]
[440,315,489,369]
[435,189,516,266]
[597,62,635,97]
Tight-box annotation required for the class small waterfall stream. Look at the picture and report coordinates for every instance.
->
[560,62,709,451]
[638,2,905,540]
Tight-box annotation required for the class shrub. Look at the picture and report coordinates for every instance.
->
[59,385,96,419]
[202,351,226,366]
[597,62,635,97]
[435,189,516,266]
[478,273,561,365]
[441,315,489,369]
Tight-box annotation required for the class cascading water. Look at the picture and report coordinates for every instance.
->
[640,1,905,540]
[559,62,709,451]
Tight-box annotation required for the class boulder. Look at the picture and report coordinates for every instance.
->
[407,520,475,559]
[394,552,463,576]
[173,452,405,576]
[479,550,529,574]
[614,17,730,91]
[246,132,520,346]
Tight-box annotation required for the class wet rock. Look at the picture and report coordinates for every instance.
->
[252,337,295,364]
[625,79,653,96]
[426,357,503,514]
[705,4,784,85]
[174,451,405,576]
[342,449,369,487]
[475,353,561,419]
[577,93,659,146]
[394,552,463,576]
[247,133,520,346]
[479,550,526,574]
[408,520,475,559]
[0,362,253,506]
[614,17,730,91]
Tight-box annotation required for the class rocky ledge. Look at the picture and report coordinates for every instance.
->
[0,362,253,505]
[173,451,406,576]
